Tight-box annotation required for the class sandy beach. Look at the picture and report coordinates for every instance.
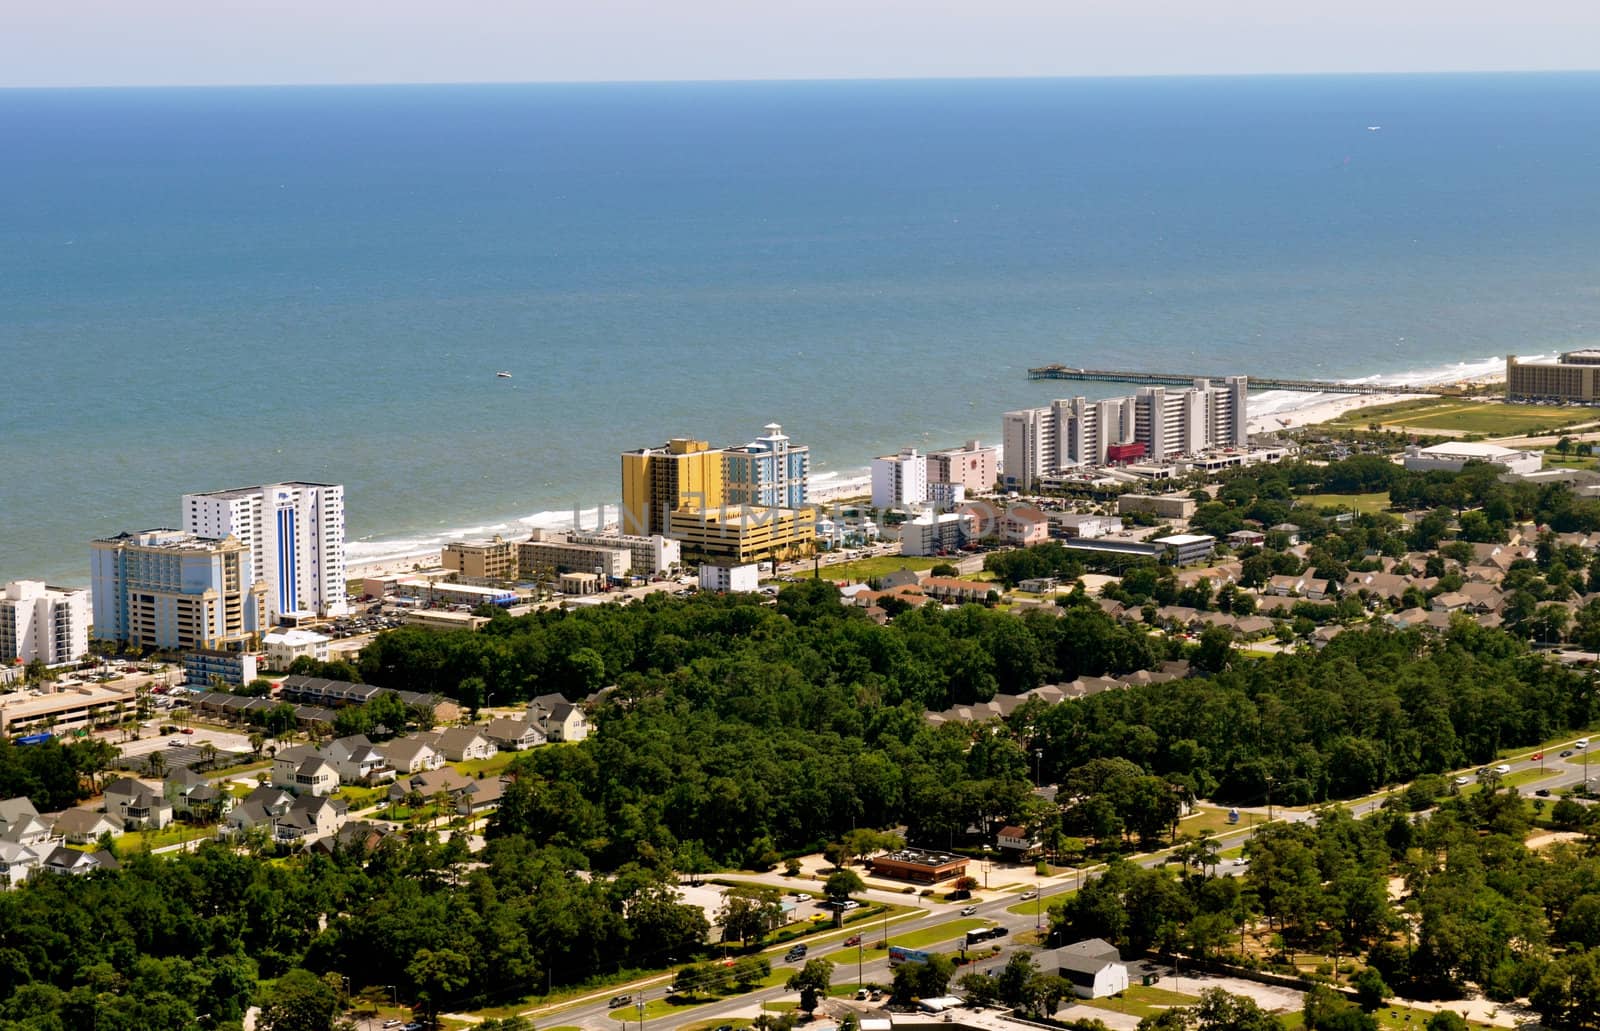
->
[347,551,444,580]
[1247,392,1423,435]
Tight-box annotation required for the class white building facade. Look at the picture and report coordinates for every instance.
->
[1002,377,1249,489]
[182,483,348,619]
[1403,442,1543,477]
[699,564,761,593]
[0,581,89,666]
[871,449,928,509]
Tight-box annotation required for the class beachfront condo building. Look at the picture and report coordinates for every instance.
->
[871,448,928,509]
[665,505,817,564]
[1002,377,1248,490]
[620,438,727,536]
[517,532,633,580]
[1507,352,1600,402]
[89,530,267,653]
[182,482,348,619]
[565,530,681,575]
[440,535,520,580]
[723,423,810,509]
[927,440,997,495]
[0,581,90,667]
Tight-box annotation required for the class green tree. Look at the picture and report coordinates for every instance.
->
[408,947,472,1024]
[257,968,338,1031]
[825,868,866,903]
[786,958,834,1015]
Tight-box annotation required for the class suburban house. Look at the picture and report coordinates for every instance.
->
[291,757,340,797]
[457,777,508,817]
[919,577,991,605]
[1226,529,1266,547]
[483,716,545,751]
[273,794,348,845]
[380,737,444,775]
[529,700,589,743]
[1036,938,1130,999]
[271,745,321,791]
[311,820,393,857]
[1000,507,1052,547]
[1265,575,1330,599]
[421,727,496,763]
[222,786,296,838]
[1269,523,1302,546]
[389,766,473,806]
[40,846,118,877]
[0,840,41,888]
[324,735,394,785]
[103,777,175,830]
[996,824,1041,860]
[53,807,122,845]
[0,798,52,848]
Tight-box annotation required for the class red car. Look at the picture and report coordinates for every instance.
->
[182,727,195,734]
[1532,752,1543,760]
[844,934,862,946]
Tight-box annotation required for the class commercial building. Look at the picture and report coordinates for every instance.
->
[900,511,975,556]
[699,563,760,593]
[1035,939,1130,999]
[182,483,348,619]
[0,581,89,667]
[665,506,816,564]
[0,682,137,737]
[90,530,267,653]
[1116,493,1197,519]
[1060,532,1215,566]
[183,648,260,687]
[1507,351,1600,402]
[558,572,601,596]
[1051,514,1123,539]
[1403,441,1543,477]
[871,448,928,509]
[517,533,633,580]
[926,440,997,494]
[865,848,969,884]
[620,438,726,536]
[391,579,518,608]
[1002,377,1248,489]
[263,629,331,671]
[723,423,809,509]
[440,535,519,580]
[565,530,681,575]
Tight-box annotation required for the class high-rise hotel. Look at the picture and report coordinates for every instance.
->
[89,530,267,652]
[182,482,348,618]
[1003,377,1248,490]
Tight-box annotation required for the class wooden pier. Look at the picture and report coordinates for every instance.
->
[1025,365,1464,396]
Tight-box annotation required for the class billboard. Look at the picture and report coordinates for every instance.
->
[888,946,930,966]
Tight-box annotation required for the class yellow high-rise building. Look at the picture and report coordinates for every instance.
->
[620,438,725,536]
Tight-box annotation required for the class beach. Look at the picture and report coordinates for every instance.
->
[1246,391,1424,435]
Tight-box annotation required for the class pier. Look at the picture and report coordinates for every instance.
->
[1025,365,1466,396]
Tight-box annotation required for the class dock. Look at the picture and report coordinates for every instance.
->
[1025,365,1464,396]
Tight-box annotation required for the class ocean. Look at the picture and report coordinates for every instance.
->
[5,73,1600,585]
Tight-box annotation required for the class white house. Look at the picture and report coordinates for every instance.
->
[996,824,1041,860]
[0,840,40,888]
[531,700,589,743]
[273,794,347,844]
[324,735,394,785]
[699,564,760,593]
[102,777,174,830]
[483,716,545,751]
[1037,939,1130,999]
[380,737,444,775]
[423,727,496,763]
[263,629,332,671]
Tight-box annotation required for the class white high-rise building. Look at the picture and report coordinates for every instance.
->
[0,581,90,666]
[871,448,928,509]
[1002,377,1248,489]
[182,483,348,619]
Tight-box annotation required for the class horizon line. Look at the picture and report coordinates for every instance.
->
[4,66,1599,92]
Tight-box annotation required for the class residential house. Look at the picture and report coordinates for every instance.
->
[483,717,545,752]
[531,701,589,743]
[380,736,444,775]
[422,727,495,763]
[271,745,322,792]
[389,766,473,806]
[311,820,393,857]
[457,776,507,817]
[324,735,394,785]
[221,785,295,839]
[876,569,928,590]
[1035,938,1130,999]
[1227,529,1267,548]
[995,824,1041,860]
[290,757,339,797]
[0,840,40,888]
[40,846,118,877]
[918,577,991,605]
[103,777,174,830]
[273,794,347,845]
[1269,523,1302,546]
[0,798,52,848]
[1430,592,1473,613]
[53,807,122,845]
[163,767,232,819]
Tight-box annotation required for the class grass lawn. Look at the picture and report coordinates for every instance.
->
[113,823,214,852]
[1078,985,1200,1019]
[1275,1005,1494,1030]
[812,556,940,583]
[1324,398,1583,436]
[1294,492,1392,515]
[454,751,519,777]
[877,918,986,951]
[1172,805,1247,839]
[1006,892,1070,917]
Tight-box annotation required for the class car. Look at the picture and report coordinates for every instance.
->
[793,892,811,901]
[714,1024,734,1031]
[961,905,978,916]
[1494,764,1512,775]
[382,1022,402,1029]
[1562,750,1576,758]
[608,996,632,1008]
[840,900,860,910]
[786,944,808,960]
[1536,788,1552,797]
[870,990,882,1001]
[990,926,1009,937]
[168,739,184,747]
[1454,776,1471,785]
[1579,738,1591,749]
[181,727,194,734]
[1476,767,1489,776]
[844,934,862,946]
[1533,752,1544,760]
[856,989,870,1000]
[401,1024,424,1031]
[1019,890,1038,900]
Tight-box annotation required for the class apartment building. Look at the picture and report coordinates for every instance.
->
[517,533,632,579]
[440,535,519,580]
[90,530,267,652]
[723,423,809,509]
[0,581,89,666]
[182,482,348,618]
[620,438,726,536]
[1507,351,1600,402]
[926,440,997,494]
[871,448,927,509]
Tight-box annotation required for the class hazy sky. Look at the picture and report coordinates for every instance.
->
[5,1,1599,88]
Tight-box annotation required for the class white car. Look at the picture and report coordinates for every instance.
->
[961,905,979,916]
[1578,738,1591,750]
[1019,890,1038,900]
[1494,764,1511,775]
[793,892,811,901]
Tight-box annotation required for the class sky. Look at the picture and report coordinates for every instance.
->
[4,1,1600,87]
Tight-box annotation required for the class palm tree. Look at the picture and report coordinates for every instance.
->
[248,732,265,758]
[147,750,167,779]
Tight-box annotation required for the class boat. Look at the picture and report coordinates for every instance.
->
[1366,125,1382,131]
[496,371,513,379]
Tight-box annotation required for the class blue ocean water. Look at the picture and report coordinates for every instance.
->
[5,74,1600,585]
